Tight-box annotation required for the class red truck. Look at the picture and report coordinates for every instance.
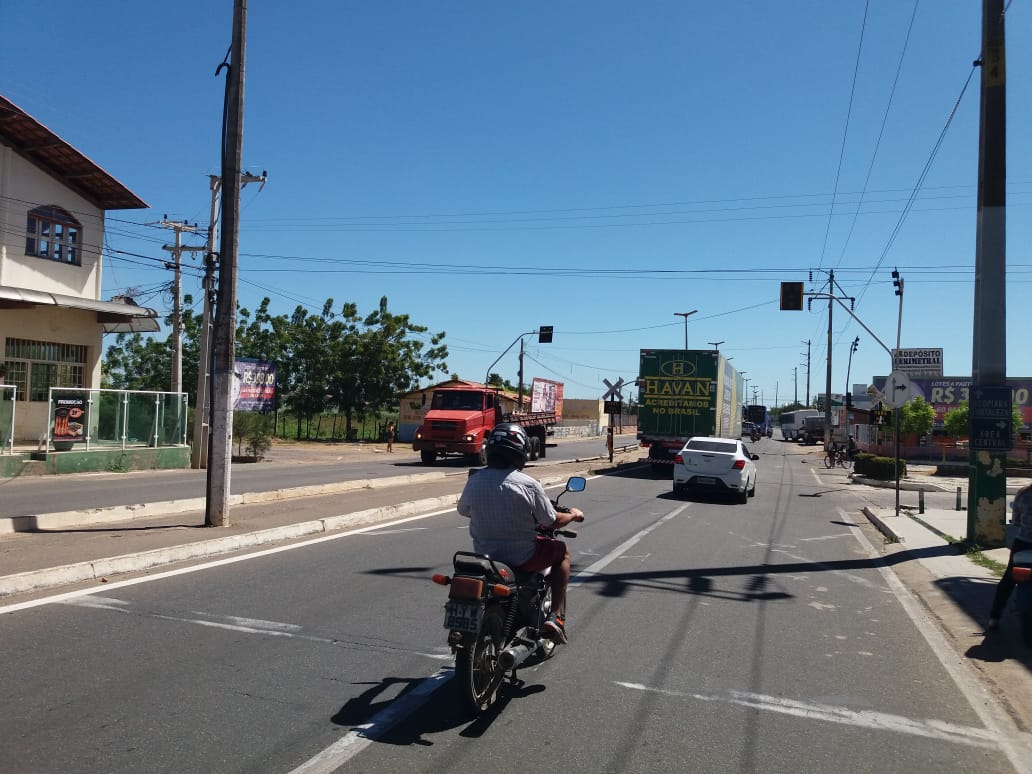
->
[412,385,556,465]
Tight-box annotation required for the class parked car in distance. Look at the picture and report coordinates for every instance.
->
[673,437,759,503]
[742,421,756,437]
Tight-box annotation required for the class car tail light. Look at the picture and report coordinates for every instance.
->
[732,459,746,470]
[674,454,683,464]
[1012,566,1032,583]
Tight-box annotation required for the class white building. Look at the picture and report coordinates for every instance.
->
[0,95,158,442]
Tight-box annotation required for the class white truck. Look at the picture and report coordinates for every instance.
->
[779,409,820,442]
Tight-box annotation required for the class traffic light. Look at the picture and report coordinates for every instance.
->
[538,325,553,344]
[780,282,804,311]
[892,269,903,296]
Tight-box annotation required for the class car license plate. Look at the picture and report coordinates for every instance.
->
[695,476,716,486]
[444,602,482,632]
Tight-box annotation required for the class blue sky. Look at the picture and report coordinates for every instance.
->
[2,2,1029,402]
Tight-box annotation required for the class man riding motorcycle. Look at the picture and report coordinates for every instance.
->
[457,422,584,643]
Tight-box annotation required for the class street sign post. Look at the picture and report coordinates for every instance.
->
[969,385,1013,451]
[602,377,626,462]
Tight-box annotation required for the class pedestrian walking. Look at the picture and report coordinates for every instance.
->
[385,421,395,453]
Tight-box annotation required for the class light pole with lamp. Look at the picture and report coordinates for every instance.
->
[708,340,724,352]
[674,310,698,348]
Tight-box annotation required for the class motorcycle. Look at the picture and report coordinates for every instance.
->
[749,428,761,443]
[432,475,586,714]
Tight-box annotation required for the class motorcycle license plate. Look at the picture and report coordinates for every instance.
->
[444,602,482,633]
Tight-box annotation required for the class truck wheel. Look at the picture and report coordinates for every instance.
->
[528,437,540,461]
[420,450,436,465]
[466,447,487,466]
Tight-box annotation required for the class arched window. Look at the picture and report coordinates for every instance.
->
[26,205,82,265]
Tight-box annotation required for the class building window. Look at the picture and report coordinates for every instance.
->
[25,205,82,266]
[4,338,87,402]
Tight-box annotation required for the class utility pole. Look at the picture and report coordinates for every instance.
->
[206,0,247,528]
[191,170,266,470]
[794,367,798,406]
[800,340,811,407]
[968,0,1008,546]
[159,218,202,394]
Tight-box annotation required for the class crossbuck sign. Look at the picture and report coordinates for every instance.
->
[603,378,625,401]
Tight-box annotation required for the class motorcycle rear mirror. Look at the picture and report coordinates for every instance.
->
[565,476,586,493]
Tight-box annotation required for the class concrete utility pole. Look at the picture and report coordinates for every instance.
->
[159,218,202,394]
[968,0,1008,546]
[206,0,247,528]
[191,170,266,470]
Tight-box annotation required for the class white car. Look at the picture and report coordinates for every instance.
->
[673,436,758,503]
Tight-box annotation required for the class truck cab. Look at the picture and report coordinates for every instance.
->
[413,388,500,465]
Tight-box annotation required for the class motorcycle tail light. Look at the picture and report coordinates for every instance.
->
[449,576,484,600]
[431,574,451,586]
[491,584,512,598]
[1012,566,1032,583]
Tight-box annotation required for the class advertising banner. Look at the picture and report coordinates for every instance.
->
[872,376,1032,426]
[531,378,564,421]
[52,394,86,443]
[233,359,277,412]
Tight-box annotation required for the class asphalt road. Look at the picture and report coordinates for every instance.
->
[2,439,1028,773]
[0,436,614,518]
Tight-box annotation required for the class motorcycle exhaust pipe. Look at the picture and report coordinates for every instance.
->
[498,641,537,671]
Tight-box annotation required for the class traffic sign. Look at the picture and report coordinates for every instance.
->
[604,400,622,415]
[880,371,914,409]
[969,385,1013,451]
[603,378,625,401]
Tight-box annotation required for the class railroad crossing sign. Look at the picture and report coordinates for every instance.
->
[603,377,625,401]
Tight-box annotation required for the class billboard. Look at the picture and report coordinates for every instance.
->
[233,359,277,412]
[892,348,943,377]
[872,376,1032,427]
[531,378,563,421]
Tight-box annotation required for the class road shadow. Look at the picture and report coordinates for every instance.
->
[330,669,550,747]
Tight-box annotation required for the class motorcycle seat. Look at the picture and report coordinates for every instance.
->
[453,552,516,584]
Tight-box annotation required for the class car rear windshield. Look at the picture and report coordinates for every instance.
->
[685,440,737,453]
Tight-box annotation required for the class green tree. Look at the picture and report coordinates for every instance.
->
[486,373,518,392]
[899,395,935,438]
[943,399,1024,442]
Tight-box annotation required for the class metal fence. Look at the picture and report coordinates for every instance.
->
[0,385,14,454]
[47,387,188,451]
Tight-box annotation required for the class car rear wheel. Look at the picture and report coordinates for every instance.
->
[737,487,748,504]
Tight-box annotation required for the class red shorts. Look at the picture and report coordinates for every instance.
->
[518,536,568,572]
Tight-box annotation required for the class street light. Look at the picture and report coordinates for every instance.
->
[845,336,859,440]
[674,310,698,349]
[708,340,724,352]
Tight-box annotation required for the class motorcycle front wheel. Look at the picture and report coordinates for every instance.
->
[456,605,507,714]
[536,586,557,661]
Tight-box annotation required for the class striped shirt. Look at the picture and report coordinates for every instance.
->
[457,467,557,566]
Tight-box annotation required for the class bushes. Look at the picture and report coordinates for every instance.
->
[854,452,906,480]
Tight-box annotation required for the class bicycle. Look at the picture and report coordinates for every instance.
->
[824,446,852,469]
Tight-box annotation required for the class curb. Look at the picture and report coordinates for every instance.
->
[861,506,903,543]
[0,471,458,535]
[0,473,578,599]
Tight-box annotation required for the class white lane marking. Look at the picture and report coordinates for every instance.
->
[767,547,882,590]
[798,533,854,542]
[842,507,1032,770]
[614,682,1004,750]
[810,468,824,486]
[60,596,450,660]
[359,527,429,536]
[289,667,454,774]
[0,506,462,615]
[569,503,690,588]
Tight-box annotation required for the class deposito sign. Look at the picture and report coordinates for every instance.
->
[891,348,943,377]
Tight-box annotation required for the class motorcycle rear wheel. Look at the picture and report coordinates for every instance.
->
[456,605,507,714]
